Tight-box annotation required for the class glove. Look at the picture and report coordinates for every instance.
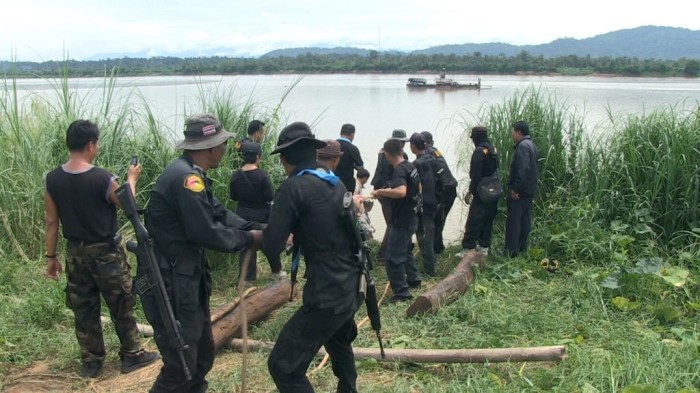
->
[271,271,288,281]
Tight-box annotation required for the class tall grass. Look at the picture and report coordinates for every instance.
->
[0,67,287,260]
[458,86,700,256]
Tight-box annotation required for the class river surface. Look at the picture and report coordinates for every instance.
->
[12,74,700,246]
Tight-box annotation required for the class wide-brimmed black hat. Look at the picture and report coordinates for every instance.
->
[176,113,234,150]
[271,122,326,154]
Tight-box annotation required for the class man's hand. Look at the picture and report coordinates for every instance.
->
[370,189,381,198]
[510,190,520,200]
[249,229,263,251]
[464,192,473,205]
[127,163,142,183]
[46,258,62,280]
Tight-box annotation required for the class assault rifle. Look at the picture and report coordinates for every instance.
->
[115,184,192,381]
[342,192,386,358]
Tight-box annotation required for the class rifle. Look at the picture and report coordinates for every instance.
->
[342,192,386,358]
[115,184,192,381]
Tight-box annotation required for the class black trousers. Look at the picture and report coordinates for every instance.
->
[434,189,457,253]
[268,304,359,393]
[236,206,270,281]
[505,196,534,257]
[461,196,498,250]
[385,218,420,298]
[142,277,213,393]
[416,208,436,275]
[377,197,392,259]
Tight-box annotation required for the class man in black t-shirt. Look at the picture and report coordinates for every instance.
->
[44,120,158,378]
[371,139,421,302]
[336,123,364,193]
[371,129,409,260]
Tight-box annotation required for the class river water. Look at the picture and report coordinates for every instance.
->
[12,74,700,245]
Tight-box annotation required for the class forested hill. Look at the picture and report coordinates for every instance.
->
[264,26,700,60]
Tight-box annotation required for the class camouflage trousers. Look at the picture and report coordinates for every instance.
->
[65,239,141,364]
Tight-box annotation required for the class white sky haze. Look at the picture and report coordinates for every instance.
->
[2,0,698,61]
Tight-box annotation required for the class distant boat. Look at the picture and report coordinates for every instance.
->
[406,77,482,89]
[406,69,486,89]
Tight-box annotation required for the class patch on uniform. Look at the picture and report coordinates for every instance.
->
[234,141,242,151]
[482,147,490,155]
[184,174,205,192]
[433,149,443,158]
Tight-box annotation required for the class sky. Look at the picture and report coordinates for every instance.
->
[2,0,699,62]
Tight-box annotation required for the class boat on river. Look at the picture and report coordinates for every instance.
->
[407,69,484,89]
[406,76,482,89]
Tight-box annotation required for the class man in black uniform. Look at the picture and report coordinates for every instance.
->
[506,120,539,257]
[370,129,408,260]
[409,133,437,276]
[421,131,458,254]
[371,138,421,301]
[143,113,263,392]
[457,126,499,257]
[44,119,159,378]
[263,122,362,393]
[336,123,364,193]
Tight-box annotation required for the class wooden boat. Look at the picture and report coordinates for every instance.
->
[406,76,482,90]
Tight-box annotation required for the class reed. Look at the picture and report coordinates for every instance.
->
[458,86,700,251]
[0,67,286,259]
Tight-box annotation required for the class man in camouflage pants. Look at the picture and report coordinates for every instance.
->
[44,120,159,378]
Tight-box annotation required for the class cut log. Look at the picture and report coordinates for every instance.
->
[210,286,258,324]
[406,251,482,317]
[231,339,566,363]
[100,316,153,337]
[212,279,296,351]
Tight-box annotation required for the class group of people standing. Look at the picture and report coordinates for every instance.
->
[457,121,539,259]
[43,114,538,392]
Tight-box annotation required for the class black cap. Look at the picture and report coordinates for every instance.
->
[240,141,262,156]
[272,122,326,155]
[420,131,434,144]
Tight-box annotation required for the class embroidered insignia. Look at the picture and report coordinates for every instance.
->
[482,147,489,155]
[184,175,205,192]
[235,141,242,151]
[202,124,216,135]
[434,150,443,158]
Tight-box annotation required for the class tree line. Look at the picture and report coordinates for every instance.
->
[3,51,699,78]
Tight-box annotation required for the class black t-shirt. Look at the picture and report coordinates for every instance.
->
[389,160,419,226]
[45,166,117,243]
[336,139,364,193]
[229,167,274,222]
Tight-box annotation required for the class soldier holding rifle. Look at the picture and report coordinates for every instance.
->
[142,114,263,393]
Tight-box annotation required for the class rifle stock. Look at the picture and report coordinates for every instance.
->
[115,184,192,381]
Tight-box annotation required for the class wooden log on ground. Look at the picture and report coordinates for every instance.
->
[231,339,566,363]
[212,279,296,351]
[100,316,153,337]
[210,286,258,324]
[406,251,483,317]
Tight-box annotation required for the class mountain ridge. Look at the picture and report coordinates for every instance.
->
[259,26,700,61]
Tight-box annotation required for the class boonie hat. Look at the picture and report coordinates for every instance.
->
[409,132,426,150]
[240,141,262,156]
[389,129,408,141]
[272,121,326,154]
[318,139,344,158]
[176,113,234,150]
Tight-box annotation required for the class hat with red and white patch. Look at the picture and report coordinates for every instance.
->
[176,113,235,150]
